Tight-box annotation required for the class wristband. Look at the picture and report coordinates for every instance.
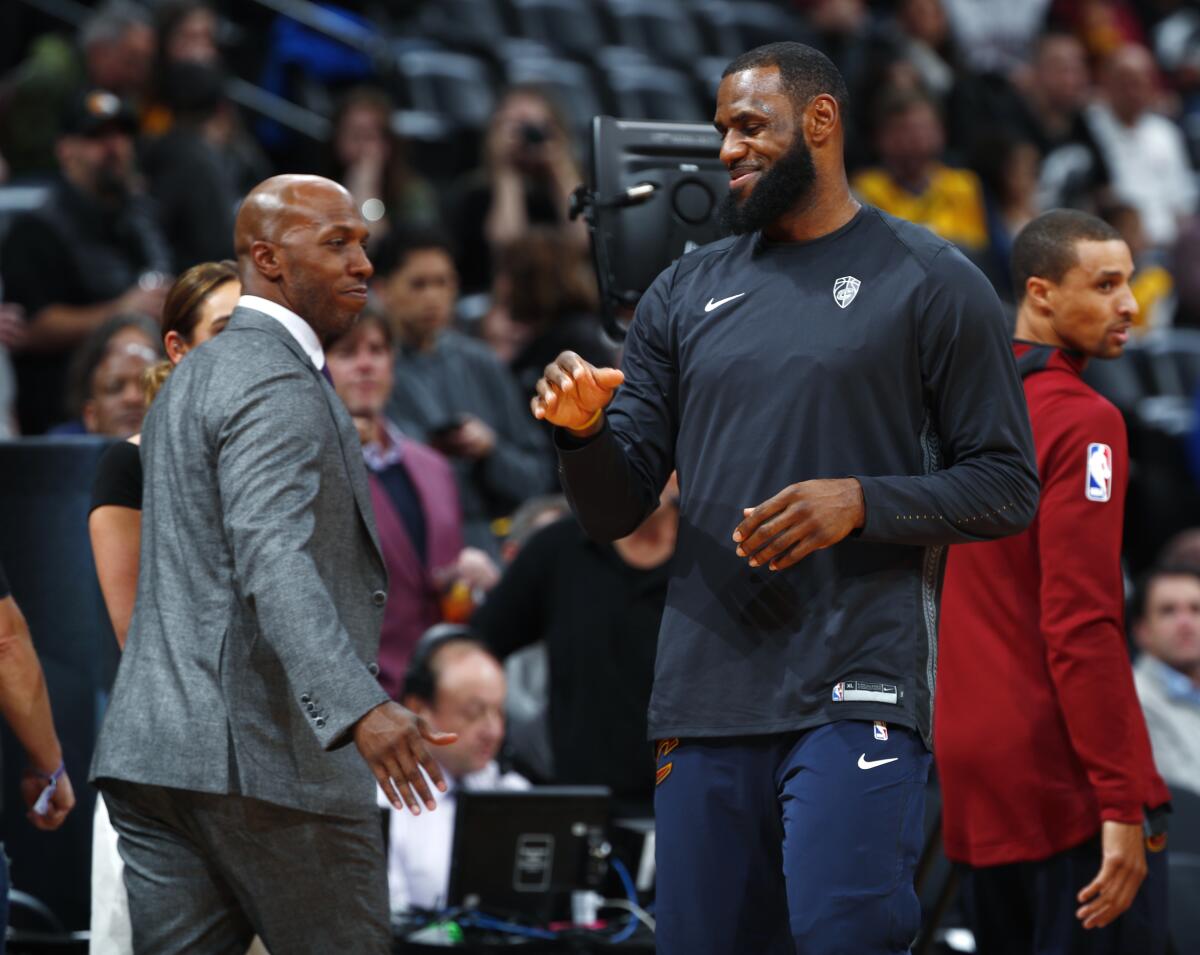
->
[31,761,64,816]
[572,408,603,433]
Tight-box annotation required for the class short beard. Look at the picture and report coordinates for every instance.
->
[90,156,133,203]
[718,135,817,236]
[286,272,357,341]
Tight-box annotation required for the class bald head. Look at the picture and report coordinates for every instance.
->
[235,174,353,259]
[1102,45,1158,124]
[235,174,373,338]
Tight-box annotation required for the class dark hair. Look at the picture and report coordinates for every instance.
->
[160,60,226,120]
[402,623,493,704]
[505,495,569,552]
[494,84,574,140]
[1034,28,1083,59]
[66,312,163,416]
[870,87,939,135]
[1131,564,1200,622]
[1011,210,1123,301]
[371,225,455,279]
[152,1,217,106]
[722,42,850,115]
[327,86,423,212]
[969,132,1036,206]
[80,0,152,50]
[162,259,238,344]
[154,0,214,55]
[494,227,597,327]
[324,308,393,354]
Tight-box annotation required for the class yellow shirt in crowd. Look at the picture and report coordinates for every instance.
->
[853,165,989,251]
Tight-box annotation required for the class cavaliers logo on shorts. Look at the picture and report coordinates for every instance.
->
[656,738,679,785]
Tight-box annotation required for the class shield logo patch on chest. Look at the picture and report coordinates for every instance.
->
[833,276,861,308]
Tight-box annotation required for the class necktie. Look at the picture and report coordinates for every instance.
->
[320,363,334,385]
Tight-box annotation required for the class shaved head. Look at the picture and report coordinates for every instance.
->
[235,174,373,338]
[235,174,352,261]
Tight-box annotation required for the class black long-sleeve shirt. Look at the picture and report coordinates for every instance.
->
[556,206,1038,746]
[472,517,667,808]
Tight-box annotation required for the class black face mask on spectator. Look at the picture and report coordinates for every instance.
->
[718,132,817,236]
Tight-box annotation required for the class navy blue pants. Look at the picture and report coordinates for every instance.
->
[654,721,932,955]
[964,831,1169,955]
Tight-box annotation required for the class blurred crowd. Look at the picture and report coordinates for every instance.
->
[0,0,1199,889]
[2,1,1199,427]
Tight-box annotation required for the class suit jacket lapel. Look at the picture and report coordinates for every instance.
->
[226,308,385,567]
[321,375,385,564]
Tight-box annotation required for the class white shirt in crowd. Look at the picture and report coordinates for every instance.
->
[940,0,1052,74]
[379,762,530,914]
[1134,654,1200,797]
[1085,102,1199,248]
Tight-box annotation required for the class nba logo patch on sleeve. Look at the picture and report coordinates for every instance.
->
[1085,443,1112,502]
[832,682,844,702]
[874,721,888,741]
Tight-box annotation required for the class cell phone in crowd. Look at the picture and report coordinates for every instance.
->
[429,414,469,437]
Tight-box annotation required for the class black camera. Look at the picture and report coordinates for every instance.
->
[519,122,549,147]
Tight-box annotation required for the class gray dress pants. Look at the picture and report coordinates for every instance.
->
[101,780,390,955]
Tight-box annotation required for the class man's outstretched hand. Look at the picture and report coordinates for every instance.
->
[354,702,457,815]
[530,351,624,436]
[733,479,865,571]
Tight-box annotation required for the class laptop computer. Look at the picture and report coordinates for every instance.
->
[446,786,611,922]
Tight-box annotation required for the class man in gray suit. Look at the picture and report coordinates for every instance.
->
[91,175,455,953]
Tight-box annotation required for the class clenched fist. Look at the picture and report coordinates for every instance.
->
[530,351,624,436]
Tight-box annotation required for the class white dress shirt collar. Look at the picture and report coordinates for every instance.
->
[237,294,326,370]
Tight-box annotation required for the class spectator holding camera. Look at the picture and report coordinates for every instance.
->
[449,86,587,294]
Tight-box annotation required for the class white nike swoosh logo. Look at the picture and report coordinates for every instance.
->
[858,754,899,770]
[704,293,745,312]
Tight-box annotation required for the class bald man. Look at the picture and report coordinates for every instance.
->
[91,176,456,954]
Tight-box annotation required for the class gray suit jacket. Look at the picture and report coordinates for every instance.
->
[91,307,390,817]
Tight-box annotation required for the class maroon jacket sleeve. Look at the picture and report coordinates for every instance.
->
[1036,391,1145,824]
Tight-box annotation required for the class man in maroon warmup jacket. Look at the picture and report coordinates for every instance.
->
[936,209,1172,954]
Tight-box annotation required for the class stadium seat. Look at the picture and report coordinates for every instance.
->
[1167,786,1200,951]
[503,53,607,136]
[691,55,729,109]
[1141,328,1200,397]
[509,0,611,61]
[692,0,815,59]
[604,0,708,65]
[393,49,496,132]
[0,184,50,245]
[600,61,707,123]
[411,0,511,48]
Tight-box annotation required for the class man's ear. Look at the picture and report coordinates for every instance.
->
[251,239,282,280]
[1025,275,1055,314]
[807,93,839,147]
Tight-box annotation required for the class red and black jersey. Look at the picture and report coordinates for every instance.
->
[935,341,1170,867]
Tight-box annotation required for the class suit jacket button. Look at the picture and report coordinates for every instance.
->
[372,590,386,607]
[301,694,311,704]
[315,717,326,728]
[306,703,315,712]
[367,662,380,677]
